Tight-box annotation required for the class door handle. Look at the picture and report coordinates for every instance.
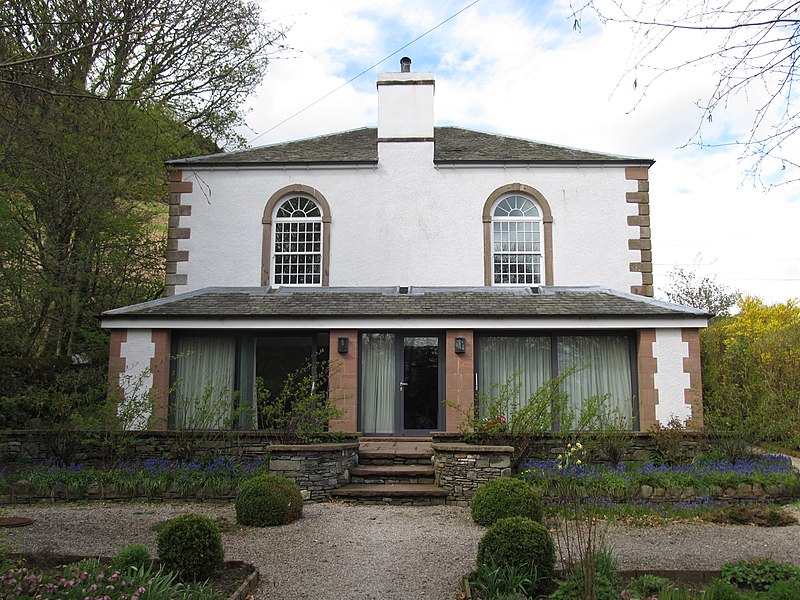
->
[399,381,409,392]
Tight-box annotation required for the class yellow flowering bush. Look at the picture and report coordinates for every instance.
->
[702,295,800,445]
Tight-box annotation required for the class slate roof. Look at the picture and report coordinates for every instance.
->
[102,286,708,321]
[166,127,653,167]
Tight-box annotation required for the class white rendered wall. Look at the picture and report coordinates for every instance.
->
[176,147,642,292]
[652,328,692,424]
[118,329,155,429]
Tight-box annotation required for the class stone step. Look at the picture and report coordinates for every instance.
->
[358,440,434,466]
[331,483,449,506]
[358,435,433,444]
[358,454,433,466]
[350,464,435,485]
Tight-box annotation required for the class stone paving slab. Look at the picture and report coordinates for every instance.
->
[331,483,449,497]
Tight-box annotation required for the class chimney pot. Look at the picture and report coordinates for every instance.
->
[400,57,411,72]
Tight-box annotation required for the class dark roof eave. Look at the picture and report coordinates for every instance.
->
[165,159,379,168]
[165,159,655,169]
[101,312,703,321]
[433,159,655,166]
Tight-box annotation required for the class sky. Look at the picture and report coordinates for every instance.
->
[237,0,799,304]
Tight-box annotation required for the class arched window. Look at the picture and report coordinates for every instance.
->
[491,194,544,285]
[261,184,331,287]
[482,183,554,286]
[272,196,323,286]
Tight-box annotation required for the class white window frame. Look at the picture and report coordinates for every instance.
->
[271,196,323,287]
[491,194,544,286]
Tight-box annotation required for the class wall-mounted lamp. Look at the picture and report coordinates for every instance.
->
[337,337,349,354]
[454,337,466,354]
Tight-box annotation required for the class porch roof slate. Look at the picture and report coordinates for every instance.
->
[102,286,709,320]
[165,127,653,166]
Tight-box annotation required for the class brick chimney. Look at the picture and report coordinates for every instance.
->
[377,57,434,140]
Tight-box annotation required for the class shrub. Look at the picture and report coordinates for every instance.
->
[236,473,304,526]
[156,513,223,581]
[704,580,748,599]
[472,561,536,599]
[765,578,800,599]
[471,477,543,526]
[112,543,151,572]
[476,516,555,598]
[550,546,620,600]
[624,573,671,597]
[257,358,346,444]
[721,559,800,592]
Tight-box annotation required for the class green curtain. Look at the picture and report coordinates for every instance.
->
[477,336,552,417]
[361,333,395,433]
[174,335,237,429]
[557,335,632,422]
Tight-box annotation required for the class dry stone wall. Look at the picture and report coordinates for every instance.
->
[268,443,359,502]
[432,443,514,505]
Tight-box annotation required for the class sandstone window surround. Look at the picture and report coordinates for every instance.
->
[261,184,331,287]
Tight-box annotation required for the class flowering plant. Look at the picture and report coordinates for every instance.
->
[0,558,219,599]
[556,441,584,471]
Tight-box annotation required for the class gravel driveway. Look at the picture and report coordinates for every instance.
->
[3,502,800,599]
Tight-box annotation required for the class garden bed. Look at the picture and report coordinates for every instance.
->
[4,553,258,600]
[462,569,725,599]
[0,457,269,505]
[1,441,360,504]
[523,454,800,504]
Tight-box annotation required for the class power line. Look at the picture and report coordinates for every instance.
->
[248,0,483,145]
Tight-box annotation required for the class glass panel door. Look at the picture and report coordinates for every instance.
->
[400,336,440,433]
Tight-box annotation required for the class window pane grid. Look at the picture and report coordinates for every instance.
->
[492,216,543,285]
[273,216,322,285]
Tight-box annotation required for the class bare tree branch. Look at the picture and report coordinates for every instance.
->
[573,0,800,187]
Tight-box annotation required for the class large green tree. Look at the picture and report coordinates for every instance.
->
[0,0,285,361]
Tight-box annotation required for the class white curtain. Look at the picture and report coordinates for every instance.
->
[557,335,632,422]
[477,336,552,417]
[361,333,395,433]
[174,336,237,429]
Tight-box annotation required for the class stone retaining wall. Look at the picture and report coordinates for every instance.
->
[432,443,514,505]
[633,482,796,503]
[0,434,359,504]
[0,430,281,467]
[533,482,796,505]
[432,431,708,465]
[268,443,359,502]
[0,430,356,469]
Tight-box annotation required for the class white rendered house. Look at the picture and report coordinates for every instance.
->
[102,59,708,435]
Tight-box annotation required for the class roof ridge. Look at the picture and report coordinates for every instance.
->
[167,126,653,166]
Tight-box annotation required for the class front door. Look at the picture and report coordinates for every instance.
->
[399,335,440,434]
[360,333,442,435]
